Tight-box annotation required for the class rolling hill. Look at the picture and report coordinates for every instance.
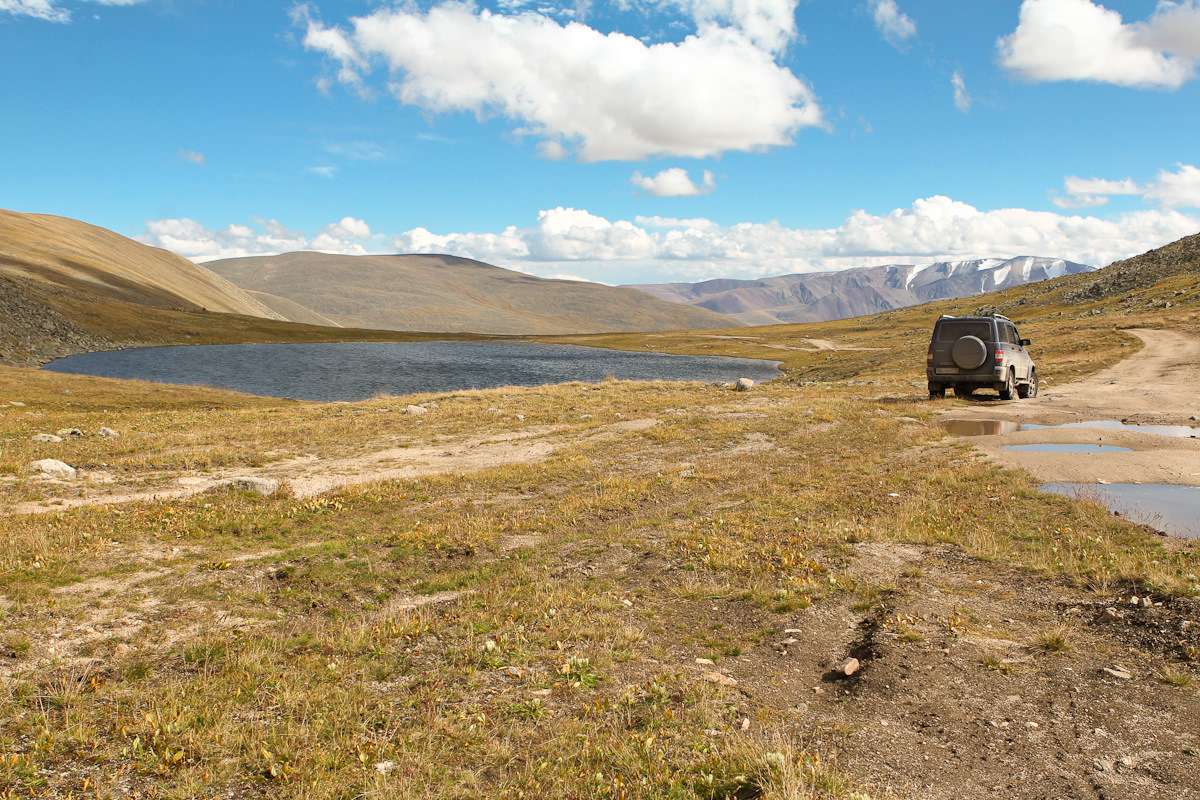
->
[0,208,285,320]
[203,252,741,335]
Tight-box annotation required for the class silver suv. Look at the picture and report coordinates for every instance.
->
[926,314,1037,400]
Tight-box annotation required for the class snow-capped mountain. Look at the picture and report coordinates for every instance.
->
[626,257,1095,325]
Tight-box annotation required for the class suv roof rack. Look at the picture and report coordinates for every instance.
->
[990,313,1012,322]
[938,314,956,319]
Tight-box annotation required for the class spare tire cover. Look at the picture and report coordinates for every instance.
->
[951,335,988,369]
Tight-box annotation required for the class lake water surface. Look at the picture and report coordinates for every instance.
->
[44,342,782,402]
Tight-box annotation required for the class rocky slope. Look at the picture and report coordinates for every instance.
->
[204,252,741,335]
[630,257,1094,325]
[1067,230,1200,302]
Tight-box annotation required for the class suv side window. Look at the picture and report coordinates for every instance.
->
[1003,323,1017,345]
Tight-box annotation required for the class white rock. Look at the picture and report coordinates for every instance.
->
[405,405,429,415]
[31,433,63,443]
[98,427,119,438]
[703,672,738,687]
[208,476,280,496]
[29,459,77,479]
[734,378,755,392]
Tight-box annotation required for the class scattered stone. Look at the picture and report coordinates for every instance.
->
[55,428,83,437]
[30,433,63,443]
[1129,596,1140,606]
[678,469,696,478]
[1102,666,1132,680]
[838,657,861,677]
[208,476,280,496]
[740,718,751,731]
[374,761,397,776]
[29,459,76,479]
[98,427,119,438]
[501,666,525,679]
[405,405,429,415]
[695,657,715,666]
[1141,597,1154,608]
[529,688,552,697]
[734,378,755,392]
[703,672,737,687]
[10,401,25,407]
[1097,607,1122,623]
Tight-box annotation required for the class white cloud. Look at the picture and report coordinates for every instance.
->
[951,70,971,112]
[1143,163,1200,208]
[631,168,716,196]
[664,0,801,53]
[321,216,371,240]
[1053,165,1200,209]
[136,216,381,262]
[381,197,1200,281]
[1,0,150,22]
[307,165,338,179]
[998,0,1199,88]
[178,149,205,166]
[870,0,916,50]
[299,3,823,161]
[139,196,1200,284]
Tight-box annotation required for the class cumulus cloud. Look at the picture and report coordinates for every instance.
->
[298,2,823,161]
[1053,165,1200,209]
[951,70,971,112]
[631,168,716,196]
[178,149,205,166]
[136,216,382,262]
[870,0,916,50]
[998,0,1200,88]
[381,197,1200,280]
[138,195,1200,283]
[1,0,151,22]
[665,0,801,53]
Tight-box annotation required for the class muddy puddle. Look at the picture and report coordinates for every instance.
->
[941,419,1200,439]
[1003,444,1132,453]
[1039,483,1200,539]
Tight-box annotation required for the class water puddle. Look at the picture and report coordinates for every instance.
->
[1003,444,1132,454]
[939,419,1021,436]
[941,419,1200,439]
[1038,483,1200,539]
[1022,420,1200,439]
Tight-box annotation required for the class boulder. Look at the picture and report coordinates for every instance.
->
[98,427,120,438]
[30,433,63,443]
[29,459,77,479]
[734,378,755,392]
[56,428,84,438]
[207,476,281,496]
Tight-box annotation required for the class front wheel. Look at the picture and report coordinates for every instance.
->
[999,369,1017,400]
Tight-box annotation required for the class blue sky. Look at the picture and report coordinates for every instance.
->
[3,0,1200,285]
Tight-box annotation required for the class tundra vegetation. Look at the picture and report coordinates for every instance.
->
[1,265,1199,799]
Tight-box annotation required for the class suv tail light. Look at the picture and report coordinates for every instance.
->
[926,349,933,364]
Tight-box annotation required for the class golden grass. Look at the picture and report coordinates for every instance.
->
[1,268,1199,798]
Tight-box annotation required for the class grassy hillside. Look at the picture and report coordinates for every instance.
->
[1,233,1198,799]
[204,252,743,335]
[0,208,282,319]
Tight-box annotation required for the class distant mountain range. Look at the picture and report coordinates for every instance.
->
[627,257,1095,325]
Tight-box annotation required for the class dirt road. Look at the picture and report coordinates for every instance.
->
[940,329,1200,487]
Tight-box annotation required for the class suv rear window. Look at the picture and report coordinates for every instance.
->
[935,320,992,342]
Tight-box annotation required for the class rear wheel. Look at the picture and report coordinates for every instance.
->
[1018,369,1038,399]
[928,382,946,398]
[999,369,1017,400]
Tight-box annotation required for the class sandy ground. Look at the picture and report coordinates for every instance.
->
[937,329,1200,487]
